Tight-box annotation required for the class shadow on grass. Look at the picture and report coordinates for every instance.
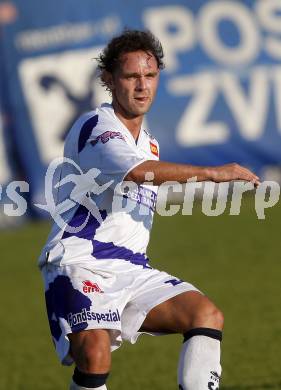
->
[221,382,281,390]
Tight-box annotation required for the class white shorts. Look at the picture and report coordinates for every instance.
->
[41,259,199,365]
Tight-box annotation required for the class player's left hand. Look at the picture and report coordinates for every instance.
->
[208,163,260,187]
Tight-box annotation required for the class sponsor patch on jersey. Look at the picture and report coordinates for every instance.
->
[123,185,157,211]
[150,141,159,157]
[82,280,103,293]
[91,131,125,146]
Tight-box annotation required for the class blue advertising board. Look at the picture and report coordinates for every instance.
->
[1,0,281,218]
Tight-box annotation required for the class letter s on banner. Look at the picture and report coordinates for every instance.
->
[199,1,259,66]
[4,181,29,217]
[256,0,281,59]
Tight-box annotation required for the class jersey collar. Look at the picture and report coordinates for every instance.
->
[101,103,145,147]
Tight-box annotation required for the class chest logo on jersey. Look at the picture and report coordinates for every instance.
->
[91,131,125,146]
[82,280,104,293]
[150,141,159,157]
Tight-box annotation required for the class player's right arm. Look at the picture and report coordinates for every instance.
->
[125,160,260,186]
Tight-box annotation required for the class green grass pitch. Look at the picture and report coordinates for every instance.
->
[1,198,280,389]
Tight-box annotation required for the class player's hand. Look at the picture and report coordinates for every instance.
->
[208,163,260,186]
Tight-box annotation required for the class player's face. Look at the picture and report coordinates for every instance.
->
[110,50,159,118]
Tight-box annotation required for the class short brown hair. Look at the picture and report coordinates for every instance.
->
[97,29,165,78]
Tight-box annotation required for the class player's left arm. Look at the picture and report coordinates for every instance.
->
[124,160,260,186]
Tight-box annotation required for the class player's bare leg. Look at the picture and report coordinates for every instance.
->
[140,291,223,390]
[140,291,223,332]
[68,329,111,390]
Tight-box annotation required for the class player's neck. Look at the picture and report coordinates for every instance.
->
[116,114,142,141]
[112,101,143,141]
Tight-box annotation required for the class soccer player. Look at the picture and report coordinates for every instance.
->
[39,30,260,390]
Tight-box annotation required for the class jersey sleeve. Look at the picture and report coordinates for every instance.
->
[78,131,146,186]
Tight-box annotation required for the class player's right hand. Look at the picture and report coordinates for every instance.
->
[208,163,260,186]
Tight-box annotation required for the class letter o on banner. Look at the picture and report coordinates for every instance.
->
[198,1,260,66]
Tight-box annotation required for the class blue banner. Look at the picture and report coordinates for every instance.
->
[1,0,281,218]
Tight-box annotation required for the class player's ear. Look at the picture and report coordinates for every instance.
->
[102,70,115,92]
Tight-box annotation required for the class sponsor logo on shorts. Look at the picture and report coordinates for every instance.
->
[67,308,121,327]
[164,278,184,286]
[82,280,103,293]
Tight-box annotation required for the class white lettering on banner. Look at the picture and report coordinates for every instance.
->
[143,1,281,67]
[15,2,281,157]
[4,181,29,217]
[272,67,281,134]
[15,16,120,52]
[168,66,281,146]
[143,2,281,146]
[143,5,195,72]
[256,0,281,59]
[168,73,228,146]
[18,47,110,164]
[0,115,10,183]
[199,1,259,66]
[221,67,269,140]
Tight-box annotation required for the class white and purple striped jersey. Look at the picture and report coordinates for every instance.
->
[38,103,159,269]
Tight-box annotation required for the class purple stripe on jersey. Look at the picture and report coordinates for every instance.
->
[62,205,150,267]
[62,204,107,240]
[78,114,98,153]
[92,240,149,266]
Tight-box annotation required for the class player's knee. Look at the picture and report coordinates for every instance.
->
[202,302,224,329]
[70,331,111,373]
[213,306,224,329]
[80,345,110,373]
[193,299,224,330]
